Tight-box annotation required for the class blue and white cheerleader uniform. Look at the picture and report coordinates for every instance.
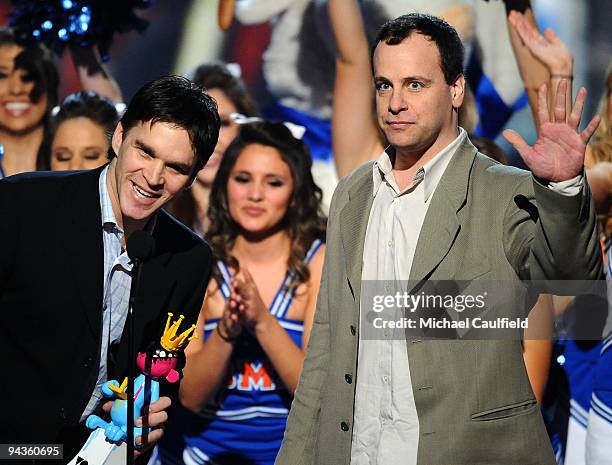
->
[153,239,323,465]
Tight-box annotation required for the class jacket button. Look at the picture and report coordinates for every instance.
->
[350,325,356,336]
[340,421,349,431]
[345,374,352,384]
[59,407,67,420]
[83,357,94,368]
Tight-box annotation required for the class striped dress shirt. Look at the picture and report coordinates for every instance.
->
[81,166,133,420]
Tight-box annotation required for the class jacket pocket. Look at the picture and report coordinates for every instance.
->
[471,398,537,421]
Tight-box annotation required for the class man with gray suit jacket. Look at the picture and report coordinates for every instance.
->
[275,13,603,465]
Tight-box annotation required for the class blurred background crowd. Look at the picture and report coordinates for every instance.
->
[0,1,610,464]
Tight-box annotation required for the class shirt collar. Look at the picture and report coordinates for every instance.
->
[99,165,120,233]
[372,127,467,202]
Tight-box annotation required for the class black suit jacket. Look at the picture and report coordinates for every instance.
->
[0,166,212,454]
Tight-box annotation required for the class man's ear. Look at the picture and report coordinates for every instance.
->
[451,74,466,110]
[111,122,124,156]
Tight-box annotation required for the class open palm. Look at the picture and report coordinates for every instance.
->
[503,80,600,182]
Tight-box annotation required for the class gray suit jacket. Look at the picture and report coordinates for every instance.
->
[275,138,602,465]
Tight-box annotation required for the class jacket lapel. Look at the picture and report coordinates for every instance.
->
[340,167,375,304]
[59,167,105,338]
[134,230,174,346]
[409,138,477,282]
[338,137,477,299]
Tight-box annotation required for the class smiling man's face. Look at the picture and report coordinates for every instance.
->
[108,119,196,231]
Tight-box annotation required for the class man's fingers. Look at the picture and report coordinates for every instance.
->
[148,396,171,413]
[139,426,164,444]
[537,84,550,126]
[129,396,171,456]
[138,409,169,428]
[134,427,165,455]
[581,114,601,144]
[136,397,171,427]
[569,87,586,130]
[101,400,114,413]
[553,79,567,123]
[502,129,531,160]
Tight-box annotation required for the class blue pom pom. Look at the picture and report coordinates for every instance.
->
[41,20,53,31]
[62,0,73,9]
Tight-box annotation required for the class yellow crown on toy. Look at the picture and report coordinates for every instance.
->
[160,313,197,352]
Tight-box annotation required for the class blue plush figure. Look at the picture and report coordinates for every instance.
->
[84,313,196,445]
[85,373,158,445]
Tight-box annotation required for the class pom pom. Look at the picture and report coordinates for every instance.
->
[9,0,152,61]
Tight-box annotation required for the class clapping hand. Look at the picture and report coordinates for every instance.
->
[503,80,600,182]
[231,268,271,332]
[217,287,245,342]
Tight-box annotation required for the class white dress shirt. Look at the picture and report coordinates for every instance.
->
[351,129,467,465]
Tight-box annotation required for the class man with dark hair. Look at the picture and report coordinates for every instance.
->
[0,75,220,460]
[276,13,602,465]
[369,13,464,85]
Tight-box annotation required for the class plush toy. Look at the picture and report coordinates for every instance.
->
[67,313,196,465]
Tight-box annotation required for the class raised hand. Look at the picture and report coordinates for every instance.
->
[508,10,573,76]
[503,80,601,182]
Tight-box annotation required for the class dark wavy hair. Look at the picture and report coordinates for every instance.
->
[207,121,327,289]
[37,91,119,170]
[110,75,220,177]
